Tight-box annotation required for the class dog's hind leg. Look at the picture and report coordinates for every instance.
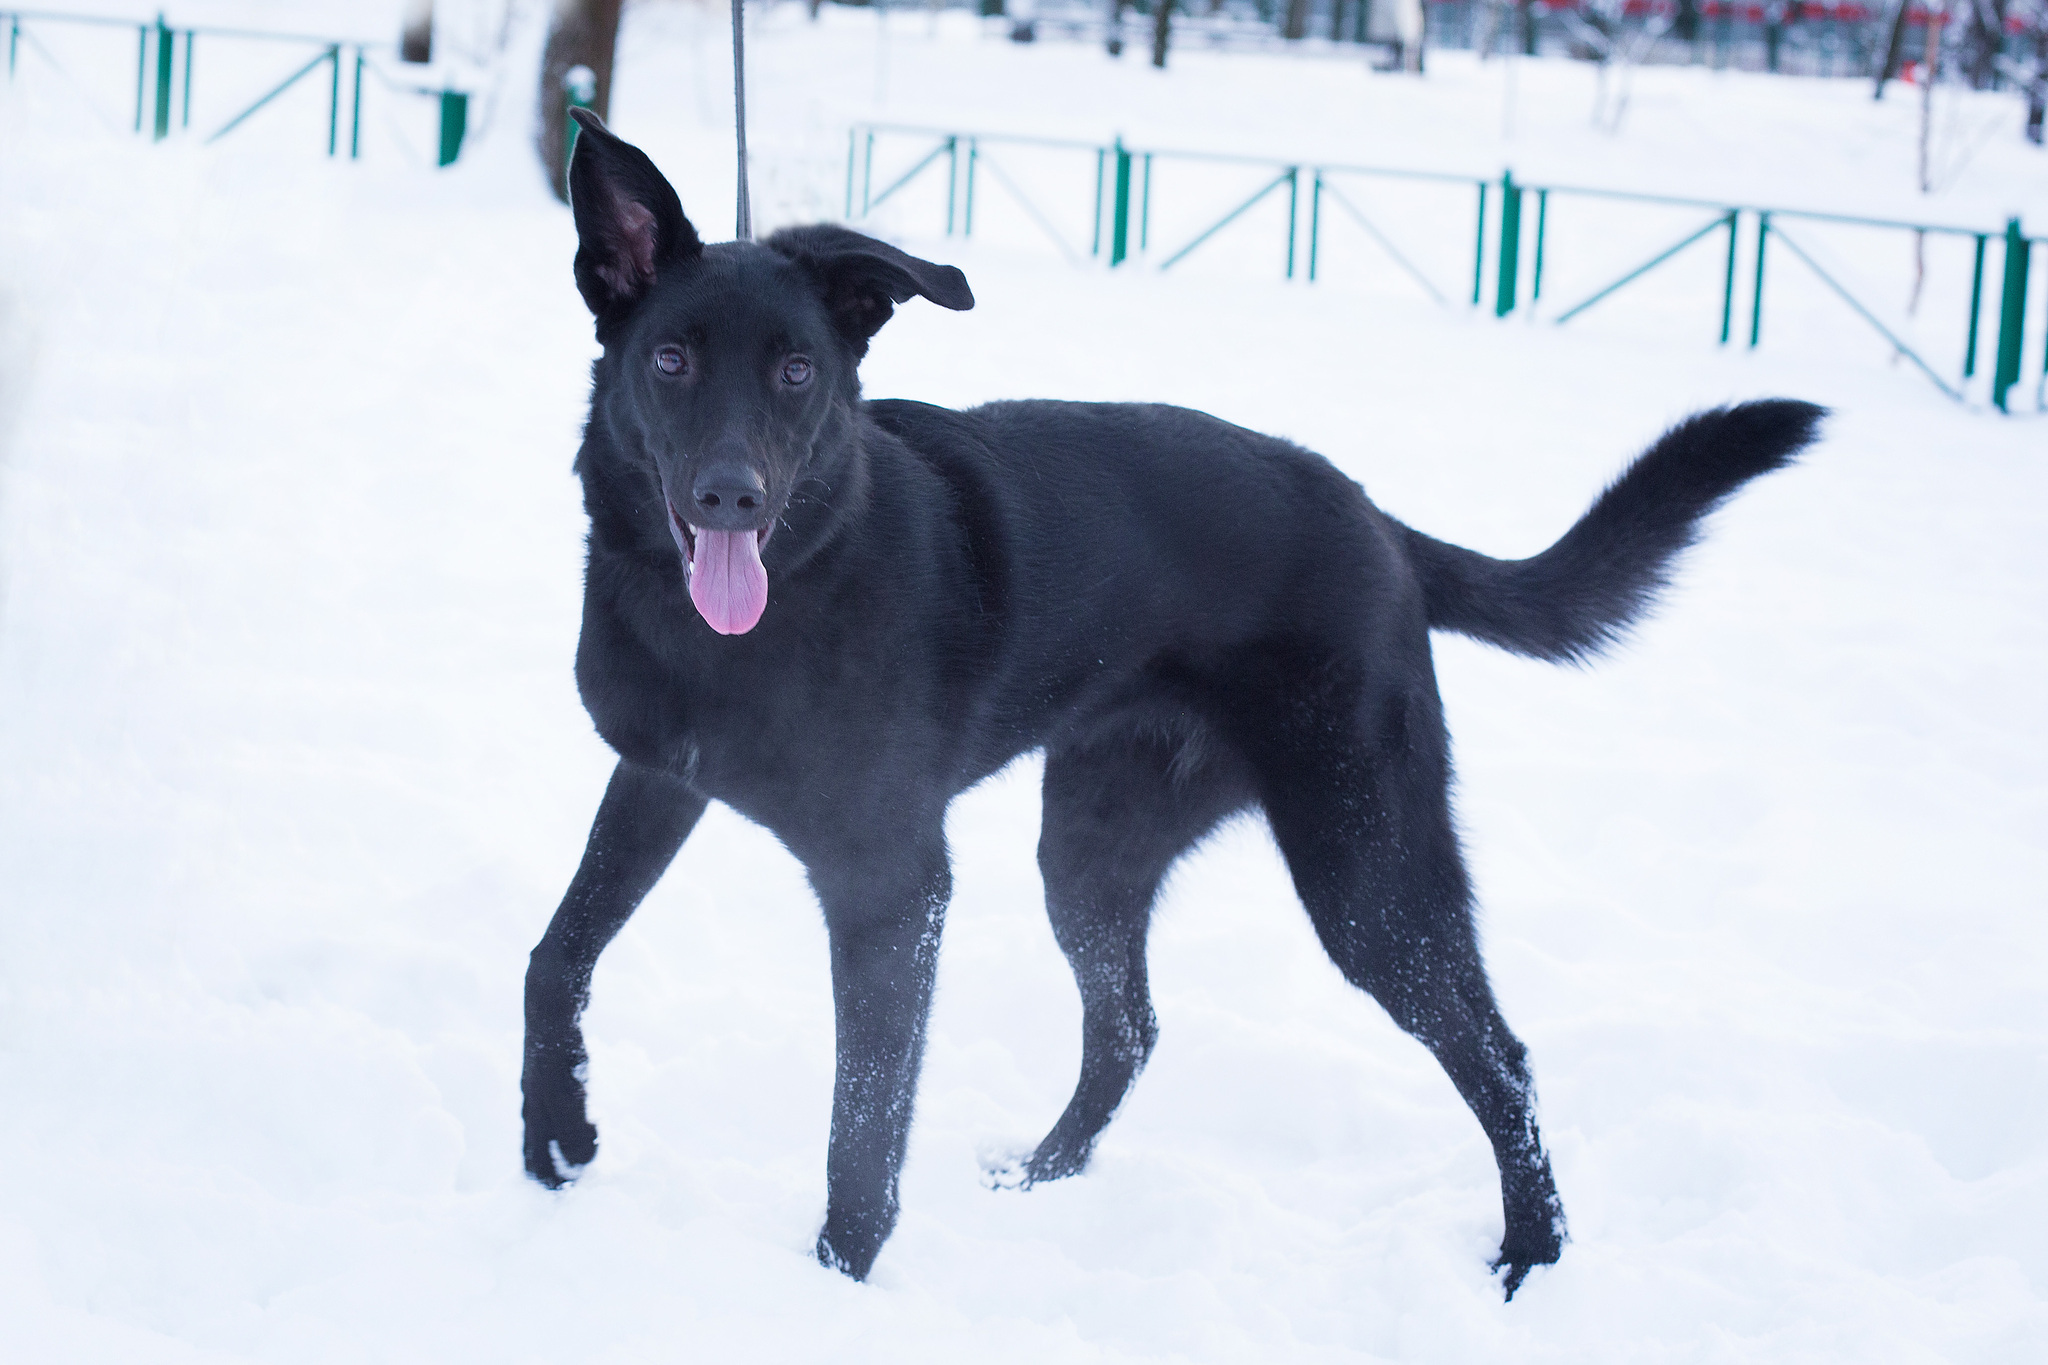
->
[1004,728,1250,1188]
[1245,675,1566,1301]
[522,761,707,1188]
[803,818,954,1281]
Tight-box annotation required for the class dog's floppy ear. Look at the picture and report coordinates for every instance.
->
[567,108,703,318]
[764,224,974,357]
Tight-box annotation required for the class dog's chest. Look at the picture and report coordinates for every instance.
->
[654,619,957,822]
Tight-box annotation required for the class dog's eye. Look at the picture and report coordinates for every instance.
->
[654,346,687,376]
[781,357,813,387]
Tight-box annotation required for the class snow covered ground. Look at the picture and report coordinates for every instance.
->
[3,5,2046,1361]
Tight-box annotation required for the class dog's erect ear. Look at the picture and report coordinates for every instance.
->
[764,224,974,357]
[567,109,703,317]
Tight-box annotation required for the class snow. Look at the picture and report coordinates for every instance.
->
[3,4,2046,1361]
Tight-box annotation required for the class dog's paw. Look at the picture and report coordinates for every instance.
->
[976,1147,1032,1191]
[1490,1233,1563,1301]
[521,1087,599,1189]
[1492,1255,1539,1302]
[524,1125,598,1189]
[978,1141,1091,1190]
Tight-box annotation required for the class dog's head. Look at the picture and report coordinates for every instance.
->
[566,110,973,635]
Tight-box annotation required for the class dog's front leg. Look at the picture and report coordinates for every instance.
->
[523,760,707,1187]
[808,830,952,1280]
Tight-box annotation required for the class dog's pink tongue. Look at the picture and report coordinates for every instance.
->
[689,530,768,635]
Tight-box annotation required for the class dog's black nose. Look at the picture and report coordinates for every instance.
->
[691,465,768,530]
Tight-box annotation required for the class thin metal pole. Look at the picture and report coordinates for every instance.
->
[350,47,362,159]
[1092,147,1105,256]
[135,24,147,132]
[964,139,977,236]
[181,29,192,129]
[1749,211,1770,348]
[1963,232,1987,379]
[863,130,873,215]
[845,128,856,219]
[325,44,338,156]
[1285,166,1298,280]
[732,0,751,239]
[1553,213,1745,326]
[1770,226,1961,401]
[1532,187,1548,300]
[1154,169,1297,272]
[1472,181,1488,306]
[1720,210,1738,344]
[1140,152,1152,252]
[1308,171,1322,282]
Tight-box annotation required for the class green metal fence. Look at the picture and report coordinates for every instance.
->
[3,8,469,166]
[847,122,2046,414]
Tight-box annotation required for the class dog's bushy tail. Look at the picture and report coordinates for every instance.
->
[1401,399,1826,664]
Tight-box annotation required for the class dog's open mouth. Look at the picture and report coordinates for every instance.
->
[668,500,772,636]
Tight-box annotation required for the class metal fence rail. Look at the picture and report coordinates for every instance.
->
[2,7,470,165]
[847,121,2047,413]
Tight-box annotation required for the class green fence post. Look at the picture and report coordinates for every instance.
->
[1110,141,1133,266]
[1992,218,2030,414]
[1749,211,1770,348]
[181,30,193,129]
[438,89,468,167]
[1494,170,1521,317]
[152,15,172,141]
[1471,180,1488,306]
[964,139,977,236]
[325,45,338,156]
[1719,210,1738,344]
[8,16,18,80]
[1140,153,1152,252]
[1308,170,1323,282]
[1532,187,1548,301]
[135,24,147,132]
[1091,147,1106,257]
[1963,233,1987,380]
[945,136,958,235]
[1285,167,1299,279]
[349,47,363,158]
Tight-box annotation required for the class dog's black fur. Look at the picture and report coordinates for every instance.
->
[522,110,1825,1299]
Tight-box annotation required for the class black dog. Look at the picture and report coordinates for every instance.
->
[522,109,1824,1299]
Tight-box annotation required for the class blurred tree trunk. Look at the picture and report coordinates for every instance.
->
[1958,0,2009,89]
[1153,0,1176,65]
[2029,27,2048,144]
[538,0,626,203]
[1873,0,1911,98]
[1282,0,1310,40]
[401,0,434,63]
